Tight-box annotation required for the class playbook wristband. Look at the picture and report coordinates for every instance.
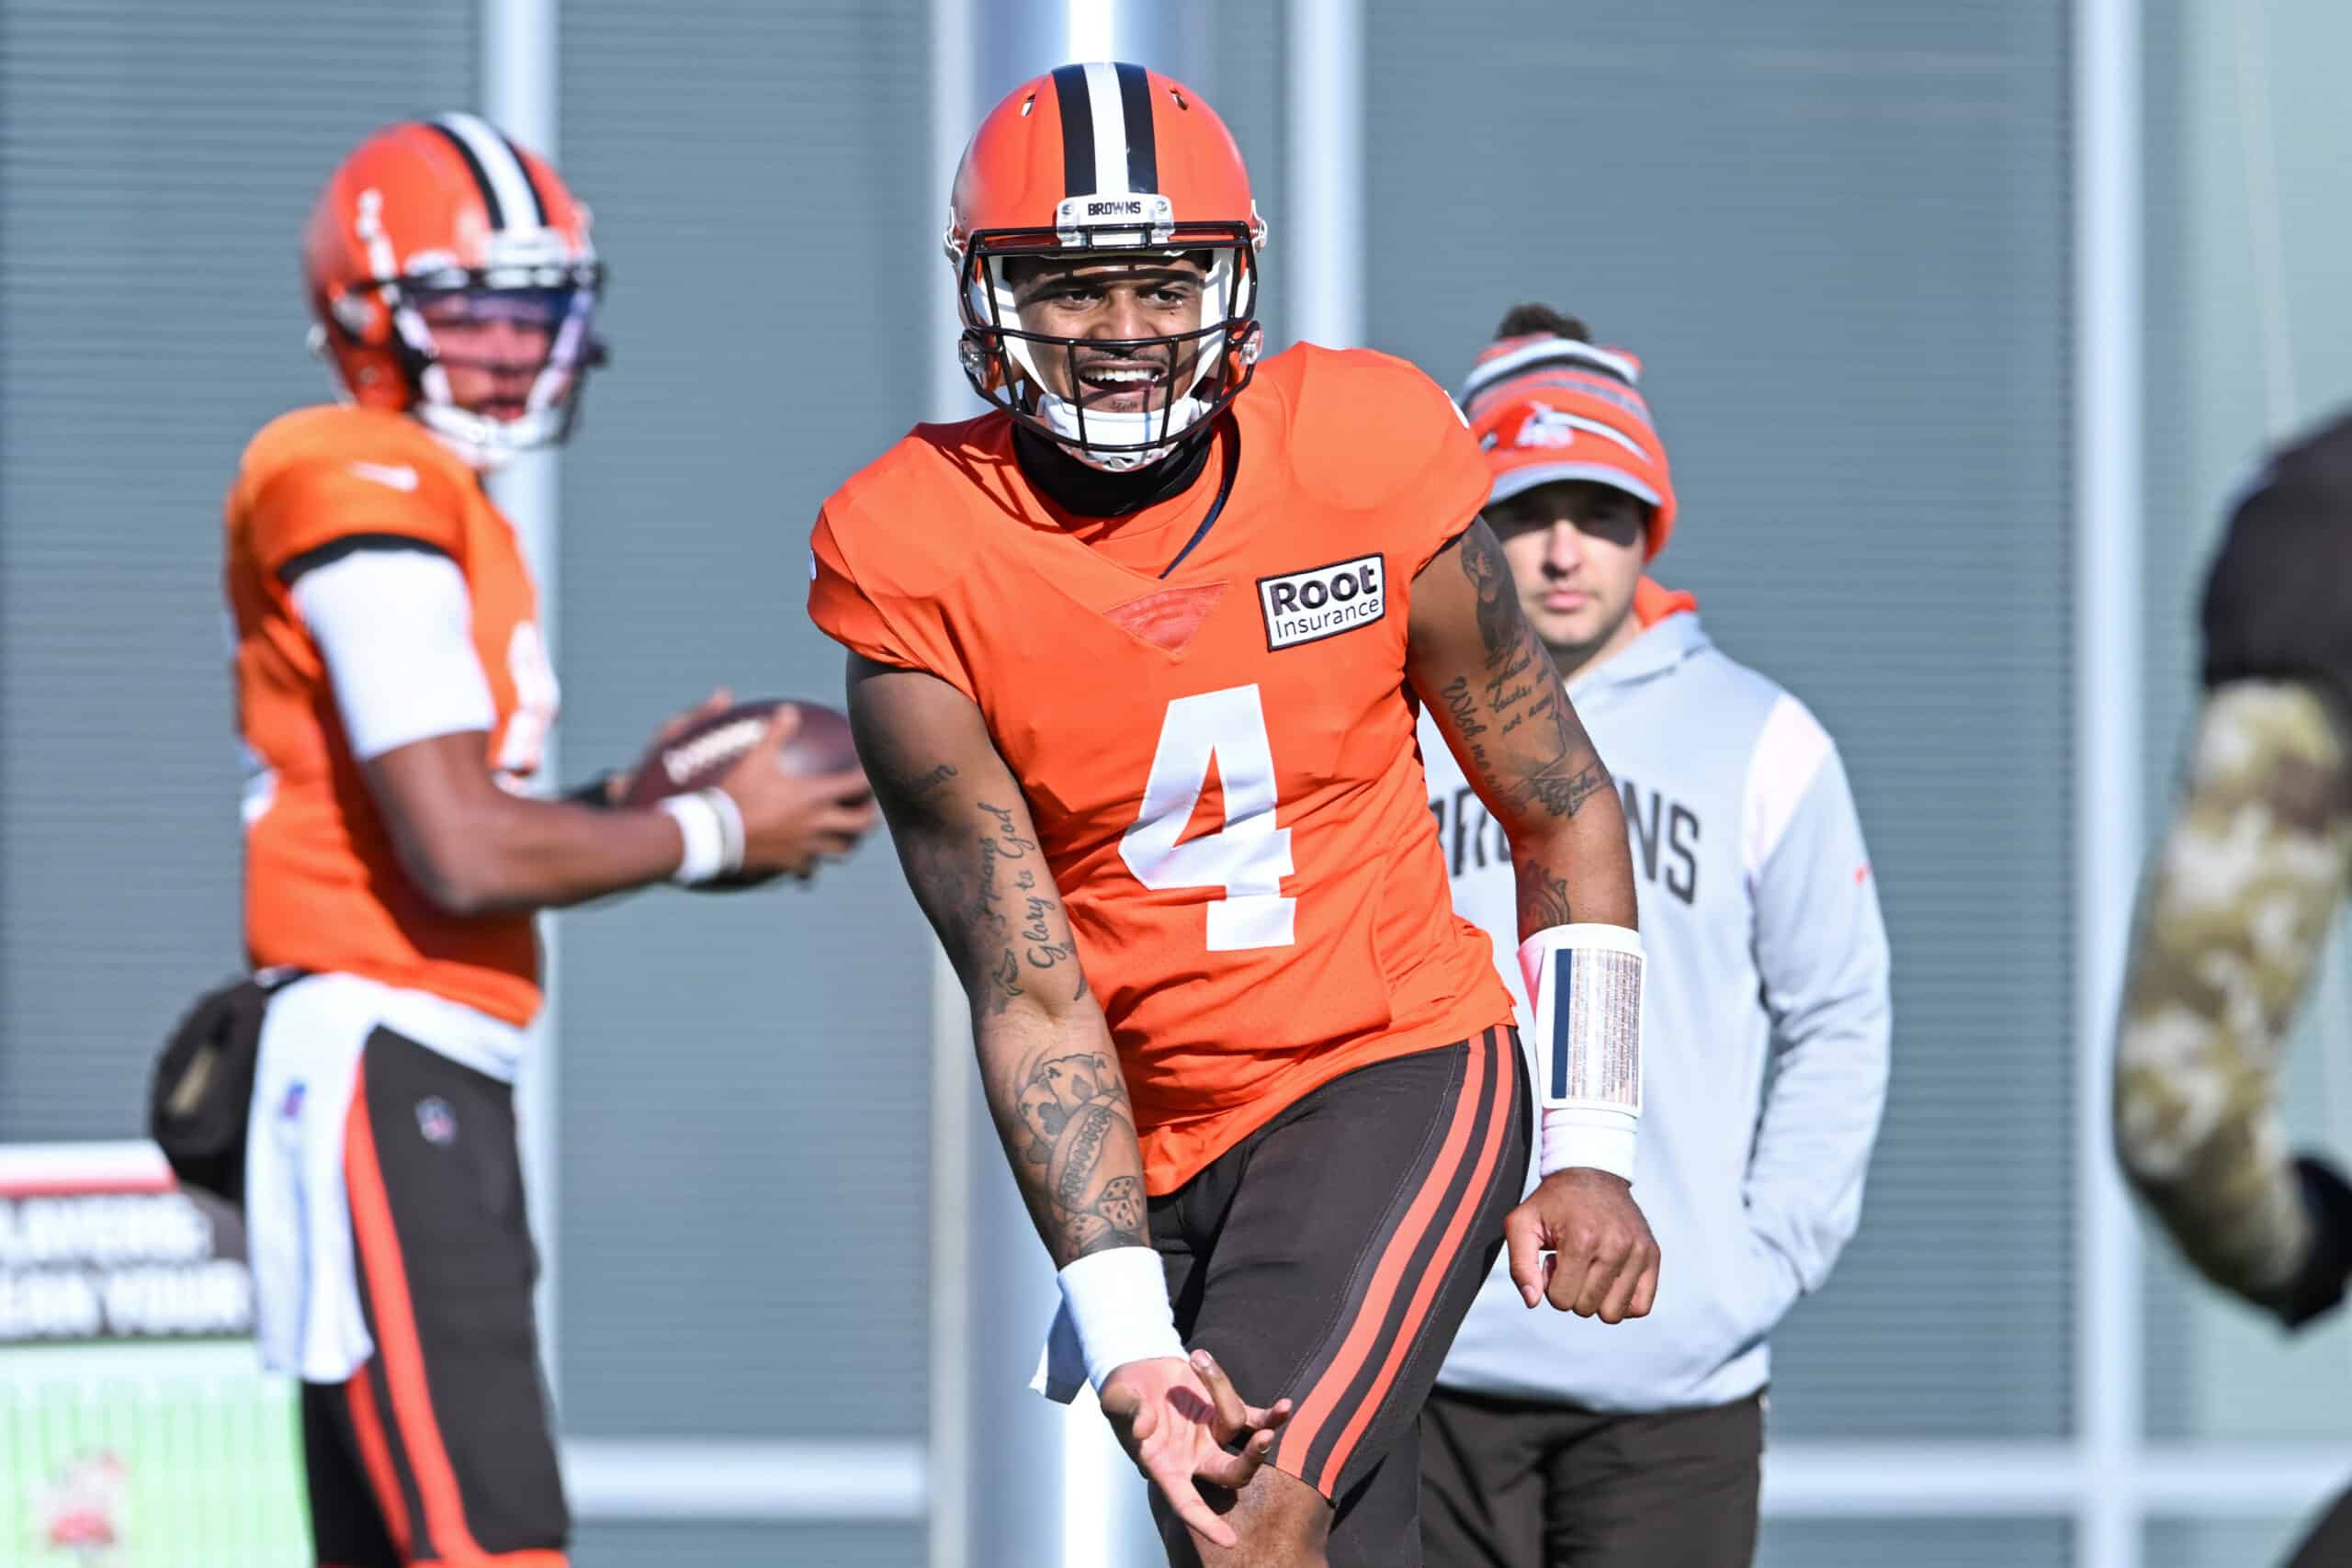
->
[1057,1245,1186,1392]
[658,789,746,886]
[1519,923,1644,1182]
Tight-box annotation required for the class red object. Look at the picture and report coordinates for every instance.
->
[45,1509,115,1548]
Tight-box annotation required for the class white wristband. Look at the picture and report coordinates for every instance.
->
[658,789,745,886]
[1539,1106,1639,1182]
[1057,1246,1185,1393]
[1519,923,1644,1183]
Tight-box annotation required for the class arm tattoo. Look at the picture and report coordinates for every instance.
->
[1460,521,1520,660]
[1007,1050,1148,1256]
[1453,523,1612,818]
[1516,858,1574,931]
[861,741,1087,1012]
[849,662,1133,1269]
[966,800,1023,1012]
[977,800,1089,1000]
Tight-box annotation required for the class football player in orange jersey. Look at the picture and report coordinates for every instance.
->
[227,117,873,1568]
[810,66,1657,1567]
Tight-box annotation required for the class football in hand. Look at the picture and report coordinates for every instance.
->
[616,698,860,808]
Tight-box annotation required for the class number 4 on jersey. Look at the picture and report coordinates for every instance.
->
[1120,685,1296,952]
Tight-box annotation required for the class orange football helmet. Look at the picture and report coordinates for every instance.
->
[302,114,605,468]
[946,63,1266,469]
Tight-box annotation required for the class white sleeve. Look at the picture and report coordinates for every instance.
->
[1740,696,1893,1306]
[290,548,496,761]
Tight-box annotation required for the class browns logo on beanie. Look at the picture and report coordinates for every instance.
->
[1457,310,1678,561]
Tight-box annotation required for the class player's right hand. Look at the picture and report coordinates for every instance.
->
[717,706,876,882]
[1505,1168,1661,1323]
[1099,1348,1292,1550]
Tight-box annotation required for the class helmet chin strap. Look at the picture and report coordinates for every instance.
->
[413,404,532,473]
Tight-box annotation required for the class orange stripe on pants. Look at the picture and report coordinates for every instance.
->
[1273,1032,1494,1489]
[1311,1028,1515,1495]
[344,1058,497,1566]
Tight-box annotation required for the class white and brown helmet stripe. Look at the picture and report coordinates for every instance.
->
[1049,61,1161,199]
[420,112,553,233]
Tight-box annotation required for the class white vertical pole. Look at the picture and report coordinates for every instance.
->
[2074,0,2145,1564]
[928,0,977,1554]
[481,0,565,1403]
[928,948,973,1568]
[1285,0,1363,348]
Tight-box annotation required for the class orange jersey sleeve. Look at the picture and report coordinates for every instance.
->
[1277,346,1493,581]
[808,476,981,704]
[240,443,469,581]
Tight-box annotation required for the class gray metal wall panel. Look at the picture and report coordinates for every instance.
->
[0,0,473,1140]
[1758,1517,2072,1568]
[2143,1517,2308,1568]
[573,1520,922,1568]
[1363,0,2074,1437]
[552,0,933,1439]
[1199,0,1289,352]
[2134,0,2228,1449]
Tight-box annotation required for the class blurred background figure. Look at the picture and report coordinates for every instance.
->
[2114,408,2352,1567]
[1417,307,1892,1568]
[221,115,871,1567]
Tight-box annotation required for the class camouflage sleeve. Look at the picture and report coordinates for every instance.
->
[2114,679,2352,1303]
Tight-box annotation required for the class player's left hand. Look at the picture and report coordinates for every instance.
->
[1099,1348,1293,1548]
[1504,1168,1661,1322]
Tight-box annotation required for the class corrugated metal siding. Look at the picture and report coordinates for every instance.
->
[1201,0,1288,352]
[551,0,934,1439]
[573,1520,922,1567]
[2143,1517,2306,1568]
[0,0,474,1139]
[1760,1517,2073,1568]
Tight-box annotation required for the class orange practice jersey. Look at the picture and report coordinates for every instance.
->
[225,406,555,1026]
[810,344,1517,1192]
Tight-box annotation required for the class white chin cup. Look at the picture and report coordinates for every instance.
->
[413,402,564,473]
[1032,389,1215,471]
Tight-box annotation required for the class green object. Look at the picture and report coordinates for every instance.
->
[0,1343,306,1568]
